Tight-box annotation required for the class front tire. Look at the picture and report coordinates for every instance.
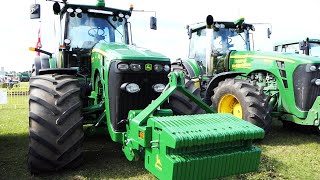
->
[168,80,205,115]
[28,74,84,173]
[211,78,272,132]
[169,62,205,115]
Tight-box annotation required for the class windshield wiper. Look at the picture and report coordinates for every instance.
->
[106,19,123,37]
[238,33,245,43]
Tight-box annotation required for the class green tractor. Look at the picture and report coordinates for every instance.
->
[19,72,30,82]
[274,38,320,56]
[27,1,264,179]
[173,15,320,133]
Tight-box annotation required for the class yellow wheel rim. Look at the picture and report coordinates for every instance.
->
[218,94,242,119]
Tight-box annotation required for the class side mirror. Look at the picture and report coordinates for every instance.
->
[150,16,157,30]
[30,4,41,19]
[299,41,307,50]
[187,25,192,39]
[267,28,272,39]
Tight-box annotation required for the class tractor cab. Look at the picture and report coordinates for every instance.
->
[58,4,132,76]
[30,1,157,78]
[30,2,132,77]
[61,5,130,49]
[187,17,254,76]
[186,16,271,77]
[274,38,320,57]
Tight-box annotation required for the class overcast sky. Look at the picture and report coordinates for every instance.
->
[1,0,320,72]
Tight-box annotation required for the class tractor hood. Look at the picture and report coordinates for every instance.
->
[92,43,170,62]
[232,51,320,64]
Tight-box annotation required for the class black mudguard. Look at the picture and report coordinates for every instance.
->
[33,55,50,75]
[171,59,201,79]
[203,72,245,105]
[39,68,77,75]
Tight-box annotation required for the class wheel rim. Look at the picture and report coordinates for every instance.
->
[218,94,242,119]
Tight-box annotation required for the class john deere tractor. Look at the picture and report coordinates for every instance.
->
[27,1,264,179]
[173,15,320,133]
[274,37,320,56]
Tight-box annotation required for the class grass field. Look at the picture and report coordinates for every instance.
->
[1,107,320,180]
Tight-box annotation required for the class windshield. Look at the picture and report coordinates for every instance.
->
[309,43,320,57]
[65,13,127,49]
[189,28,249,66]
[275,43,300,53]
[212,28,248,53]
[275,42,320,56]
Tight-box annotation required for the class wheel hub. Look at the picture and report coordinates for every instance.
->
[218,94,242,119]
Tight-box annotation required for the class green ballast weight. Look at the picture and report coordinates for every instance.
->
[122,72,264,180]
[144,113,264,180]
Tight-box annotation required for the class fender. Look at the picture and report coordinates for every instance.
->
[203,71,245,105]
[39,68,77,75]
[182,60,198,78]
[172,58,202,79]
[33,56,41,75]
[33,55,50,75]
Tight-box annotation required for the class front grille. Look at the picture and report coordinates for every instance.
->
[293,64,320,111]
[108,60,170,132]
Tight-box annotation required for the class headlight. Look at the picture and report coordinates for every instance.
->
[121,83,140,93]
[154,64,163,72]
[164,65,170,72]
[130,64,141,71]
[75,8,82,13]
[67,8,74,13]
[64,39,71,45]
[118,63,129,71]
[315,79,320,86]
[153,84,165,92]
[310,65,317,71]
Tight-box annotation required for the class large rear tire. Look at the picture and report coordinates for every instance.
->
[28,74,84,173]
[211,78,272,132]
[168,79,205,115]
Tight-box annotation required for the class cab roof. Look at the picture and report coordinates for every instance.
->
[188,21,254,33]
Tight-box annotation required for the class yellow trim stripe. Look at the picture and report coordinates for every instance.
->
[92,48,108,57]
[230,55,296,63]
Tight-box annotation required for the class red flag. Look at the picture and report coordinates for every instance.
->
[35,28,42,56]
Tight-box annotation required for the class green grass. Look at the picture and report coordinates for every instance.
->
[233,122,320,180]
[1,108,320,180]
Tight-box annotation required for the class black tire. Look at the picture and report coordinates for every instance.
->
[169,62,205,115]
[168,79,205,115]
[28,74,84,173]
[211,78,272,132]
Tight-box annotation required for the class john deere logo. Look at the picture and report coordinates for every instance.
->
[145,63,152,71]
[155,154,162,171]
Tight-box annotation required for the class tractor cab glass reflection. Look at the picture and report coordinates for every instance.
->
[65,13,127,49]
[212,28,247,53]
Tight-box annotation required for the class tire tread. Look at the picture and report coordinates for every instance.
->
[28,74,83,173]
